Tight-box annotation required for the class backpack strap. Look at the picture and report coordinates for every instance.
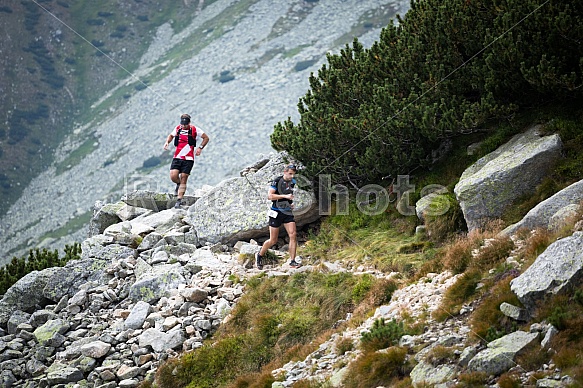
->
[188,125,196,147]
[174,125,197,147]
[173,125,181,147]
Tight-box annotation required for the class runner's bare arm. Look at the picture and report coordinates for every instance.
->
[163,134,174,150]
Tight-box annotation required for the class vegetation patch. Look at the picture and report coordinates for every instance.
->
[535,283,583,385]
[302,203,430,273]
[469,273,522,342]
[424,194,466,242]
[425,345,459,366]
[472,236,515,272]
[433,268,482,322]
[342,346,410,388]
[152,271,387,387]
[360,318,408,352]
[455,371,488,387]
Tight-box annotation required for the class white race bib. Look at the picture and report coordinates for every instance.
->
[268,209,279,218]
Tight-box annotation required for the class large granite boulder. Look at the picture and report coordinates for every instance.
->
[454,125,562,230]
[184,153,320,244]
[467,331,539,375]
[129,263,187,304]
[81,237,136,261]
[0,271,56,326]
[88,201,124,237]
[510,231,583,310]
[138,327,186,353]
[502,179,583,236]
[121,190,198,211]
[39,257,109,303]
[410,361,458,387]
[0,244,122,327]
[125,209,185,235]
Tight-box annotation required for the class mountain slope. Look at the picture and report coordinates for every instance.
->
[0,0,410,264]
[0,0,205,215]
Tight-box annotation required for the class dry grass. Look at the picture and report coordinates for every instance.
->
[442,234,478,274]
[472,235,514,271]
[287,380,326,388]
[497,372,522,388]
[433,268,482,322]
[342,347,410,388]
[514,340,549,371]
[352,278,399,320]
[442,220,505,274]
[469,273,522,342]
[414,255,444,280]
[454,371,488,387]
[425,345,458,366]
[515,228,554,267]
[227,370,277,388]
[335,336,355,356]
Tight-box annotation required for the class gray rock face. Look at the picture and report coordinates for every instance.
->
[548,204,581,232]
[81,240,136,262]
[121,191,198,211]
[46,365,84,385]
[0,271,53,326]
[138,328,185,353]
[80,341,112,358]
[468,331,539,376]
[137,232,163,251]
[502,179,583,235]
[7,311,31,335]
[41,257,111,302]
[89,201,124,237]
[128,209,185,235]
[129,264,187,303]
[415,187,450,222]
[185,153,320,244]
[410,361,458,387]
[454,126,562,230]
[180,287,208,303]
[510,232,583,310]
[33,319,70,346]
[499,302,529,321]
[124,301,151,330]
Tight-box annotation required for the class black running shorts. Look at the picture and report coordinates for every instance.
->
[268,210,295,228]
[170,159,194,174]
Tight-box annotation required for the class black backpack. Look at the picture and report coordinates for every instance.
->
[174,125,197,147]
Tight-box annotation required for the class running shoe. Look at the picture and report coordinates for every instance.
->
[255,253,263,269]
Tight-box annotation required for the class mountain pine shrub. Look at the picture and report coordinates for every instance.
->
[360,318,406,352]
[272,0,583,187]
